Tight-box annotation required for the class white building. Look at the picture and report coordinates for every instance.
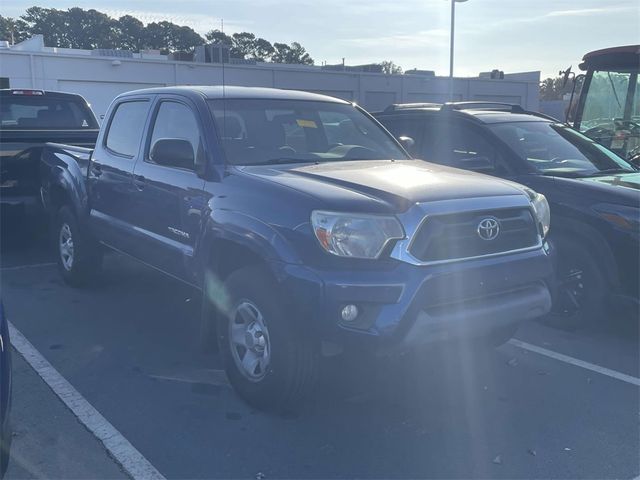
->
[0,35,540,120]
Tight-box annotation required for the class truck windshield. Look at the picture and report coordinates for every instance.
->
[581,71,639,129]
[0,94,98,129]
[209,99,408,165]
[490,121,636,177]
[579,70,640,159]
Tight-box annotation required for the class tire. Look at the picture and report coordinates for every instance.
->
[218,266,318,412]
[544,241,605,330]
[482,322,519,348]
[54,206,102,286]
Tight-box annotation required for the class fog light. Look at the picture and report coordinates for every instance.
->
[341,304,359,322]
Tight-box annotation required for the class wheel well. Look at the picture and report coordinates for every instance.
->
[48,185,71,214]
[200,240,269,351]
[551,222,619,288]
[209,239,266,282]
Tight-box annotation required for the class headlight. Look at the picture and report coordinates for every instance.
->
[311,211,404,259]
[593,203,640,232]
[524,188,550,238]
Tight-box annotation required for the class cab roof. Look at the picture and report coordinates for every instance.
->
[375,102,559,124]
[119,85,350,104]
[579,45,640,71]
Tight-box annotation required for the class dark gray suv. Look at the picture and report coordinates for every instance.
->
[375,102,639,329]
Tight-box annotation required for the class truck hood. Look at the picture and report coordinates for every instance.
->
[236,160,527,212]
[576,172,640,191]
[547,172,640,208]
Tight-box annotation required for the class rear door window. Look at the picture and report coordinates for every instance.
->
[428,120,511,175]
[104,101,150,158]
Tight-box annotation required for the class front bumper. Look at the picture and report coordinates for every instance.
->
[275,245,554,352]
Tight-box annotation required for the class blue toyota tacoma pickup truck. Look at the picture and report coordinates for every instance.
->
[40,86,554,409]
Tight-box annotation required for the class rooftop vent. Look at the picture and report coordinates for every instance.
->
[91,49,134,58]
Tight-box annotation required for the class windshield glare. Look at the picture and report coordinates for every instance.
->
[209,99,408,165]
[490,121,635,176]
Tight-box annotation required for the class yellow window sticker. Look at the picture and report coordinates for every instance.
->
[296,119,318,128]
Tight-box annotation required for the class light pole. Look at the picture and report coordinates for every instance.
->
[449,0,468,99]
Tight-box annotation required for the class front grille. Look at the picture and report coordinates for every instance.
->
[409,207,540,263]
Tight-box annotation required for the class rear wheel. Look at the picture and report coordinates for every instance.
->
[218,266,318,411]
[55,206,102,286]
[545,242,605,330]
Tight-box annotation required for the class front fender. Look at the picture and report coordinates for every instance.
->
[195,208,304,274]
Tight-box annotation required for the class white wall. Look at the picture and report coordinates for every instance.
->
[0,50,540,120]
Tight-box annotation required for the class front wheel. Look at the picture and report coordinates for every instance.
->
[218,266,318,411]
[55,206,102,286]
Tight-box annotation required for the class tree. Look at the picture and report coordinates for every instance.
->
[251,38,275,62]
[380,60,402,75]
[205,29,232,45]
[144,21,203,53]
[113,15,145,51]
[173,25,204,52]
[0,15,28,44]
[19,6,117,49]
[64,7,118,49]
[272,42,313,65]
[206,31,275,61]
[540,76,572,101]
[19,7,68,47]
[10,6,315,61]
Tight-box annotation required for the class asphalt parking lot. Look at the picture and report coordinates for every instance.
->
[0,217,638,479]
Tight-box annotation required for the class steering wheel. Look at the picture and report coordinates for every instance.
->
[615,119,640,132]
[548,157,569,165]
[583,126,615,139]
[278,145,297,154]
[343,145,378,159]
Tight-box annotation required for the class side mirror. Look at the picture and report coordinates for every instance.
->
[150,138,194,170]
[398,136,416,151]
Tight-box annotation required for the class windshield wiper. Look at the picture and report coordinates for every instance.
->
[262,157,318,165]
[540,171,584,178]
[607,72,622,109]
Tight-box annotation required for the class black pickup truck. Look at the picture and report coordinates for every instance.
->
[40,86,554,410]
[0,89,99,217]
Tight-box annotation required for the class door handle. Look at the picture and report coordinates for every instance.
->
[133,174,146,191]
[92,164,102,177]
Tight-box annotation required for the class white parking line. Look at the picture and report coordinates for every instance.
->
[1,262,56,271]
[9,322,166,480]
[508,338,640,387]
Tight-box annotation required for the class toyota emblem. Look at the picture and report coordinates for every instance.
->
[477,217,500,241]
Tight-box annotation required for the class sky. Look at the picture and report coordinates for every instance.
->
[2,0,639,79]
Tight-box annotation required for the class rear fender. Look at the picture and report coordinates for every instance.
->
[40,144,92,220]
